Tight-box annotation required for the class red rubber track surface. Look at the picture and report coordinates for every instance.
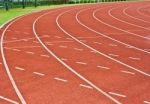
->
[0,1,150,104]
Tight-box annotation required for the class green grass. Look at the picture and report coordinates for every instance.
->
[0,4,78,27]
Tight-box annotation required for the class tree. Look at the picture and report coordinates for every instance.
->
[4,0,9,11]
[22,0,25,8]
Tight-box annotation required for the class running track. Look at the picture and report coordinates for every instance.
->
[0,1,150,104]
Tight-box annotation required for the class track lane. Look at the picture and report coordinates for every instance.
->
[33,4,122,104]
[109,5,150,36]
[0,60,20,104]
[1,4,116,104]
[110,6,150,30]
[95,6,150,40]
[34,2,150,103]
[0,1,150,104]
[137,5,150,18]
[92,8,150,54]
[124,6,150,24]
[0,9,57,104]
[84,6,150,51]
[76,7,150,73]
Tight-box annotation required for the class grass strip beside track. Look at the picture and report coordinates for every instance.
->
[0,4,78,27]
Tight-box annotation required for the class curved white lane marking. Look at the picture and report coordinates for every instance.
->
[92,8,150,54]
[137,5,150,18]
[1,14,27,104]
[108,7,150,40]
[123,7,150,24]
[33,7,122,104]
[64,8,150,76]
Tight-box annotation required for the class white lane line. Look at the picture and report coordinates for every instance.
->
[92,8,150,54]
[123,7,150,28]
[15,67,25,71]
[40,54,50,58]
[108,53,119,57]
[79,84,93,89]
[124,7,150,24]
[59,45,68,48]
[75,7,150,77]
[109,7,150,39]
[93,41,102,45]
[76,61,87,65]
[144,101,150,104]
[12,49,21,52]
[69,7,150,77]
[33,72,45,76]
[137,5,150,18]
[73,48,83,51]
[0,95,19,104]
[33,8,122,104]
[121,70,135,75]
[109,44,118,47]
[97,65,110,70]
[54,77,68,82]
[108,92,126,98]
[128,57,141,61]
[61,58,68,61]
[25,51,35,55]
[54,36,62,38]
